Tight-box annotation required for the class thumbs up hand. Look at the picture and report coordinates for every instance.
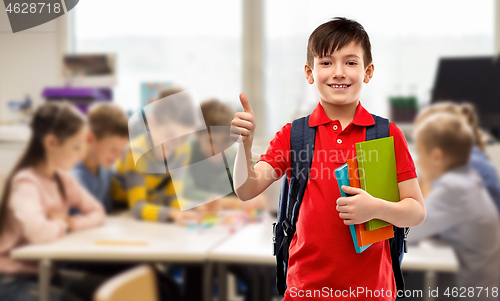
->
[231,93,256,147]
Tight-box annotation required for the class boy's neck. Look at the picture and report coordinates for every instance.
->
[83,153,99,175]
[320,99,359,130]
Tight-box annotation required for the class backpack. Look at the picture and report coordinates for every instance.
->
[272,114,409,298]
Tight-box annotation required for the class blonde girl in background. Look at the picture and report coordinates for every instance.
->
[415,101,500,212]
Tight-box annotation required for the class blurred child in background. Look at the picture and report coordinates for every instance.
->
[415,102,500,212]
[408,112,500,300]
[186,98,266,301]
[112,87,205,301]
[72,103,129,214]
[0,102,106,301]
[185,98,265,211]
[460,104,500,212]
[112,86,201,224]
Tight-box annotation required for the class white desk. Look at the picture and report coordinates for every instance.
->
[403,240,459,272]
[404,240,459,301]
[210,222,459,301]
[210,222,274,265]
[11,216,233,301]
[210,222,274,301]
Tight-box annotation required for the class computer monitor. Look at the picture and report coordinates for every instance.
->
[431,56,500,139]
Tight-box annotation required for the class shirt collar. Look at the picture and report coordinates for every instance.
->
[308,101,375,127]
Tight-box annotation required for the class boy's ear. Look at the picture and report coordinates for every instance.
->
[431,147,445,163]
[304,63,314,84]
[363,63,374,83]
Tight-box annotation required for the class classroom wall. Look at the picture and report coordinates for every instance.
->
[0,10,67,123]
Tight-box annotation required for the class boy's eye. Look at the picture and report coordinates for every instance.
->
[347,61,357,66]
[320,62,331,66]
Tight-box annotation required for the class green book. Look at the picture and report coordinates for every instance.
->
[355,136,400,231]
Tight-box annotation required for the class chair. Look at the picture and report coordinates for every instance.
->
[93,265,159,301]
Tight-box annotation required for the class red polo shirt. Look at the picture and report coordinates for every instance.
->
[258,101,417,300]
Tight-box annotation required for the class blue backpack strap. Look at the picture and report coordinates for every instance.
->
[288,116,315,226]
[274,115,315,295]
[367,114,408,299]
[366,114,390,141]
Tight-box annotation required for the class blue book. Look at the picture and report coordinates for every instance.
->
[335,163,372,253]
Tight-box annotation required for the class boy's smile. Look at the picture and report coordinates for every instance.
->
[328,83,351,91]
[305,41,373,109]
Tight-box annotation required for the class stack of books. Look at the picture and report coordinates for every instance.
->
[334,136,399,253]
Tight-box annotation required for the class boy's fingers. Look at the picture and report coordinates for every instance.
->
[341,185,362,195]
[234,127,251,136]
[336,197,349,206]
[343,219,354,225]
[231,126,250,136]
[336,205,349,213]
[239,93,254,115]
[235,112,254,122]
[231,118,254,130]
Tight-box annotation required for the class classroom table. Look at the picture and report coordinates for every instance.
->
[403,239,459,301]
[210,222,459,301]
[11,215,234,301]
[210,222,274,301]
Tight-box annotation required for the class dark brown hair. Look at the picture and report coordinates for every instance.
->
[200,98,235,128]
[0,102,85,235]
[307,17,372,69]
[150,86,198,126]
[88,103,129,139]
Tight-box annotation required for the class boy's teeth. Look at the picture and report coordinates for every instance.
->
[331,84,348,88]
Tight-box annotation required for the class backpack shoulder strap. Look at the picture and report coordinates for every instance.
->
[275,115,315,295]
[288,115,315,226]
[366,114,389,140]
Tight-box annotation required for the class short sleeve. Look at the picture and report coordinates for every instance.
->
[257,123,292,179]
[390,123,417,183]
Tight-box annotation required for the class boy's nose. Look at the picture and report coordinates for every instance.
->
[332,66,346,79]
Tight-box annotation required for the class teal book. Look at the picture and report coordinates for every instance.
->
[355,136,400,231]
[335,163,371,253]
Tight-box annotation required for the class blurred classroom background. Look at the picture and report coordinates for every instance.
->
[1,1,500,301]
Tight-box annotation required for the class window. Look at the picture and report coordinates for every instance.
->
[264,0,494,134]
[74,0,242,112]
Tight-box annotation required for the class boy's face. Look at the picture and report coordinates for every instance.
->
[305,41,374,107]
[149,118,192,160]
[88,133,129,169]
[415,137,446,182]
[196,130,233,163]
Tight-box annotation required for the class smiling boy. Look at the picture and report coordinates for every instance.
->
[231,17,426,300]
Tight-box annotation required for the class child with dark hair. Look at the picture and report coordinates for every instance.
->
[0,102,105,301]
[112,86,201,223]
[232,17,425,300]
[72,103,129,214]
